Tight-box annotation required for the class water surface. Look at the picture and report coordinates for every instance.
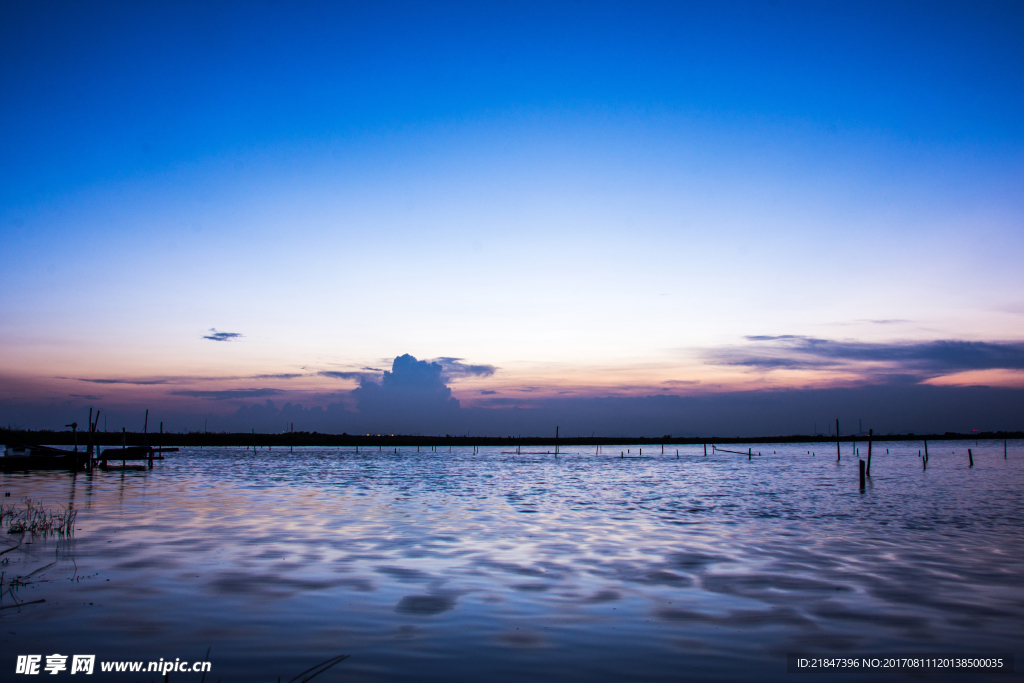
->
[2,441,1022,681]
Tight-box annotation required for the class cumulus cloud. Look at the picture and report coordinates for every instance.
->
[313,354,496,433]
[351,354,461,433]
[203,328,242,342]
[362,355,456,396]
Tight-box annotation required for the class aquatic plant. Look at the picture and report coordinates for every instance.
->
[0,499,77,537]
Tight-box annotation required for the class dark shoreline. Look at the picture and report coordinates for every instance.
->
[2,428,1021,449]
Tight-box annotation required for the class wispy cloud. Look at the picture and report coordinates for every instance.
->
[65,373,302,385]
[830,319,912,327]
[431,357,497,379]
[169,388,283,400]
[706,336,1024,378]
[480,390,497,395]
[319,371,372,381]
[69,394,101,400]
[68,377,171,385]
[203,328,242,342]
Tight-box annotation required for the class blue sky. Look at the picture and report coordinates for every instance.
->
[2,1,1023,434]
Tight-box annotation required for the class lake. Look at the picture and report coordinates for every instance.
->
[2,440,1022,681]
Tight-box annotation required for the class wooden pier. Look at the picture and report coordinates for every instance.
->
[2,409,176,471]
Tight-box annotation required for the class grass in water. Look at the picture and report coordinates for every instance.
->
[0,499,77,537]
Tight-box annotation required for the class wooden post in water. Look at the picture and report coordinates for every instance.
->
[87,409,97,472]
[859,460,865,490]
[748,448,751,461]
[86,408,93,459]
[836,419,840,461]
[703,443,707,456]
[555,426,559,456]
[143,409,149,448]
[92,411,100,471]
[924,439,928,461]
[866,429,873,476]
[151,422,161,468]
[968,449,974,468]
[921,450,925,471]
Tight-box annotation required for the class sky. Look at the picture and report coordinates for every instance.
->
[1,0,1023,436]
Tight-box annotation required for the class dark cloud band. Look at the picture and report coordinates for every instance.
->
[319,371,373,381]
[431,357,497,379]
[203,328,242,342]
[170,388,283,400]
[708,336,1024,376]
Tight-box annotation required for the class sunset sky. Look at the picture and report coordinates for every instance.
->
[2,1,1023,435]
